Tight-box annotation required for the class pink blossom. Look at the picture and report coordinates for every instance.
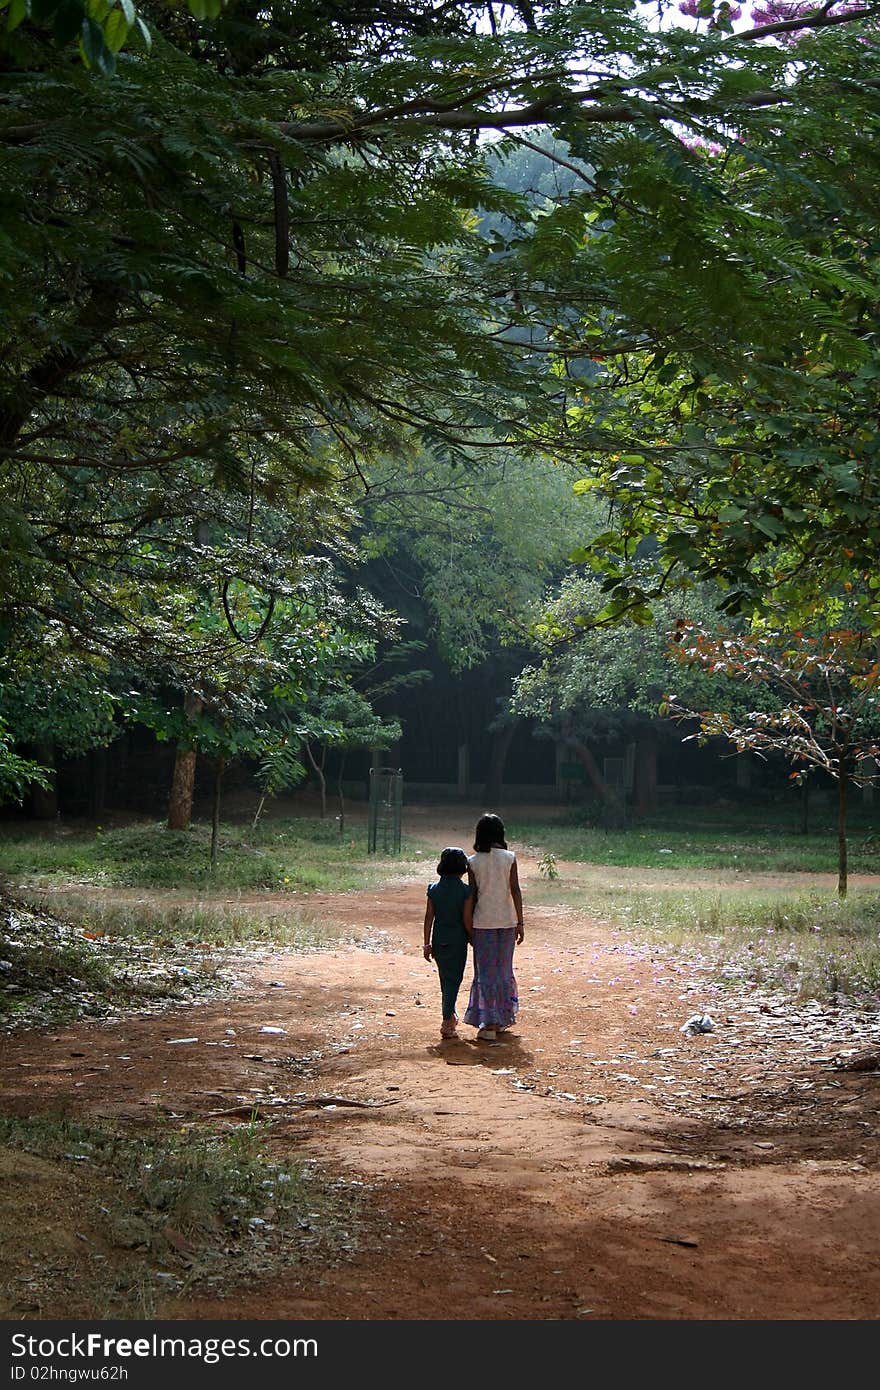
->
[750,0,860,21]
[678,134,724,155]
[750,1,867,43]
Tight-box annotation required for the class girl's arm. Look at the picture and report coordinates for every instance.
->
[463,890,474,943]
[510,859,524,943]
[423,899,435,960]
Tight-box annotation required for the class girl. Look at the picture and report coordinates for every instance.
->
[423,846,474,1039]
[464,812,524,1042]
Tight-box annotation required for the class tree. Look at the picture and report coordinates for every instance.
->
[302,687,400,825]
[358,446,600,795]
[0,664,117,816]
[664,623,880,896]
[550,13,880,627]
[4,0,880,803]
[0,713,50,806]
[5,5,880,652]
[123,572,397,832]
[511,576,732,814]
[249,616,408,825]
[0,6,539,680]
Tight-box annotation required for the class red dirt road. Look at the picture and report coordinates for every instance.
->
[2,841,880,1320]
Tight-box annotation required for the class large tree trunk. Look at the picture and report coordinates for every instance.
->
[632,728,658,818]
[167,694,203,830]
[484,719,519,806]
[837,766,848,900]
[168,748,197,830]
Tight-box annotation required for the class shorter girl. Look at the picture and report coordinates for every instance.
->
[423,846,474,1039]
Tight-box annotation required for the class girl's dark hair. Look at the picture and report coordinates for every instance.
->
[436,846,469,876]
[473,813,507,852]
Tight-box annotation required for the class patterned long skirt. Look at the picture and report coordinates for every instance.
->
[464,927,518,1030]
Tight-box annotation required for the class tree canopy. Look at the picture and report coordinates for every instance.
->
[3,0,880,802]
[665,621,880,893]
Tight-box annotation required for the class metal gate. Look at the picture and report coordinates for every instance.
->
[368,767,403,854]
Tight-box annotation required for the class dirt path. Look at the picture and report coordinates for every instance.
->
[2,845,880,1320]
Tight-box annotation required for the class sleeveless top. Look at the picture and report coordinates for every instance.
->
[468,847,517,930]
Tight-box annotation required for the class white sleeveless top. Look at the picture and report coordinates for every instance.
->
[469,847,517,929]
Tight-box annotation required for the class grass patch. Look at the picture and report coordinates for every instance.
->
[0,934,172,1023]
[1,886,355,1031]
[510,805,880,876]
[515,805,880,1002]
[22,891,350,950]
[0,1112,356,1318]
[0,896,227,1031]
[0,817,416,893]
[533,871,880,1004]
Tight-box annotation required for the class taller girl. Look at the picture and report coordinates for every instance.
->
[464,812,525,1043]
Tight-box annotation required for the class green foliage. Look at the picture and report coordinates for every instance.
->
[0,669,116,758]
[550,23,880,626]
[4,0,880,775]
[0,713,50,804]
[537,849,558,879]
[118,579,398,832]
[255,730,307,802]
[361,452,598,671]
[0,11,533,688]
[666,624,880,782]
[0,815,414,890]
[305,684,401,755]
[0,0,154,76]
[512,575,735,737]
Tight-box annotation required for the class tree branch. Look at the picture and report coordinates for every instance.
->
[735,5,876,43]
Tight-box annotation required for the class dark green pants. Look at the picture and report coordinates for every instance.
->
[432,938,467,1018]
